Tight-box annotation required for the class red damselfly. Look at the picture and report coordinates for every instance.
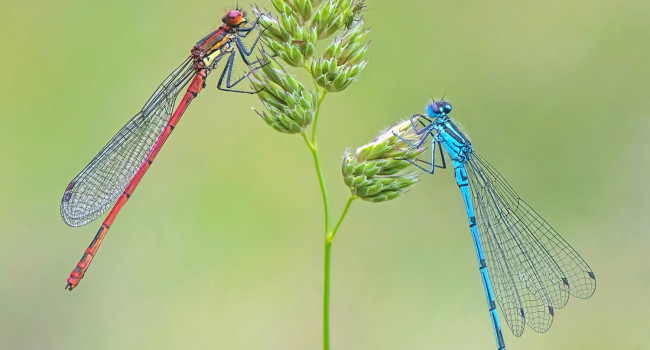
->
[61,9,264,290]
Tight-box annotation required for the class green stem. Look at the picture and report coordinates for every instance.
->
[300,87,331,350]
[304,83,353,350]
[304,61,321,95]
[302,88,330,235]
[322,196,355,350]
[312,89,328,144]
[323,239,332,350]
[328,196,356,242]
[300,131,329,235]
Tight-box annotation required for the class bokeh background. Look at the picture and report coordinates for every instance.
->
[1,0,649,349]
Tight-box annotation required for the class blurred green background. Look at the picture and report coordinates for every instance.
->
[1,0,649,349]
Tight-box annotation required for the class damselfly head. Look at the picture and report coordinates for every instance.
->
[222,10,246,27]
[426,100,452,117]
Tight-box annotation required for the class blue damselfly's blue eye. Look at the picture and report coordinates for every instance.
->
[426,100,452,117]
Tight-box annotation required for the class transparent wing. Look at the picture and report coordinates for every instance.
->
[61,57,195,227]
[466,153,596,336]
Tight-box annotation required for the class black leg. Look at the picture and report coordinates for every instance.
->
[436,140,447,169]
[216,51,262,94]
[396,137,447,174]
[402,157,435,174]
[237,15,261,35]
[410,114,434,135]
[392,124,435,150]
[234,15,269,61]
[412,138,437,174]
[235,31,264,65]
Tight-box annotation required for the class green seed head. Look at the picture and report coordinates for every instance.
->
[342,120,426,202]
[310,0,350,39]
[251,0,370,132]
[253,4,319,67]
[310,22,369,92]
[344,0,366,29]
[255,0,369,70]
[249,58,317,134]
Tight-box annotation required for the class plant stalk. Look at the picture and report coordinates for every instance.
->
[301,87,332,350]
[303,84,356,350]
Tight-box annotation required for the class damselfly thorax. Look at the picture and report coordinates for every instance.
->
[433,115,474,164]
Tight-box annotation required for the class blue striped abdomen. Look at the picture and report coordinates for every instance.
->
[452,157,506,350]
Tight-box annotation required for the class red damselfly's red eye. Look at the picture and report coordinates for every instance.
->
[222,10,244,26]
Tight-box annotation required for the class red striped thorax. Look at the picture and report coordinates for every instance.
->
[194,10,248,59]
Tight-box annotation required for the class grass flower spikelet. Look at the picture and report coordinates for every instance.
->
[249,58,317,134]
[342,120,425,202]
